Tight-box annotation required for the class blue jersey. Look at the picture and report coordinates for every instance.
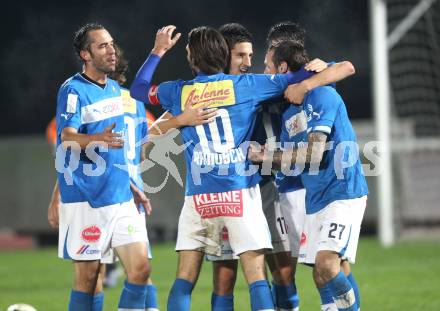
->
[276,101,306,193]
[282,86,368,214]
[55,73,132,208]
[121,88,149,191]
[252,97,288,185]
[157,72,290,195]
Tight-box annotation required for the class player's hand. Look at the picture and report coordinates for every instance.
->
[48,198,60,229]
[284,83,309,105]
[152,25,181,57]
[304,58,328,73]
[178,100,218,126]
[130,182,152,215]
[247,143,265,163]
[93,123,124,148]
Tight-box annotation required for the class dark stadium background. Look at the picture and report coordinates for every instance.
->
[0,0,376,242]
[0,0,370,136]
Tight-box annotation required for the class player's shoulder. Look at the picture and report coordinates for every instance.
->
[306,86,342,106]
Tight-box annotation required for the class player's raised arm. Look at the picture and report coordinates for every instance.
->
[130,25,181,103]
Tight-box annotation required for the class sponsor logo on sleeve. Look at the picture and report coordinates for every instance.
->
[81,225,101,243]
[193,190,243,219]
[181,80,235,110]
[66,94,78,113]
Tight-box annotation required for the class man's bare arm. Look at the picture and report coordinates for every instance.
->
[149,103,217,137]
[48,181,60,228]
[61,123,124,149]
[249,132,328,170]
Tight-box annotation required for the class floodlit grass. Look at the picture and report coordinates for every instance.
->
[0,238,439,310]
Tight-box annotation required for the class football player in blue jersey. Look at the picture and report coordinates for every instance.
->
[250,41,368,311]
[55,23,153,311]
[268,21,363,311]
[208,22,357,311]
[130,25,316,311]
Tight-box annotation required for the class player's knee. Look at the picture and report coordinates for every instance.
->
[314,255,340,285]
[273,265,294,285]
[126,261,151,284]
[214,275,236,295]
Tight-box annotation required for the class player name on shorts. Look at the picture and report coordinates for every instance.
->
[193,190,243,219]
[193,147,246,166]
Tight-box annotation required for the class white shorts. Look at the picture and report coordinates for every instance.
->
[298,196,367,265]
[207,181,289,261]
[279,188,306,257]
[100,207,153,264]
[177,185,272,257]
[261,181,291,254]
[58,199,149,261]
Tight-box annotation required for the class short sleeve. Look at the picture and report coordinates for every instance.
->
[157,80,183,115]
[306,87,341,135]
[56,85,81,135]
[241,74,287,104]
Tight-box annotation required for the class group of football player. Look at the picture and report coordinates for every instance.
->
[51,20,367,311]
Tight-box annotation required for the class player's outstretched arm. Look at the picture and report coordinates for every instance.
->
[61,123,124,149]
[285,61,355,104]
[130,25,181,103]
[149,101,217,137]
[48,181,60,228]
[248,132,328,170]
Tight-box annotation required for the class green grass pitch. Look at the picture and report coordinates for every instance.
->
[0,238,439,310]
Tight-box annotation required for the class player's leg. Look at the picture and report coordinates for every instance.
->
[115,242,150,310]
[91,264,106,311]
[341,261,360,311]
[312,197,366,311]
[112,200,151,310]
[240,250,275,311]
[211,259,238,311]
[167,250,204,311]
[269,188,305,311]
[266,252,299,311]
[145,277,159,311]
[169,195,213,311]
[227,185,275,311]
[70,260,101,311]
[59,202,109,311]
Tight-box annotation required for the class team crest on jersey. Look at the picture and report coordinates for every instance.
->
[181,80,235,111]
[121,89,137,114]
[81,225,101,243]
[193,190,243,219]
[285,110,307,138]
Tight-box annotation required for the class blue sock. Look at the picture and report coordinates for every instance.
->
[325,271,357,311]
[118,280,148,310]
[145,284,159,310]
[69,289,93,311]
[92,292,104,311]
[211,292,234,311]
[347,273,360,310]
[167,278,194,311]
[318,283,334,305]
[249,280,275,311]
[272,283,299,310]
